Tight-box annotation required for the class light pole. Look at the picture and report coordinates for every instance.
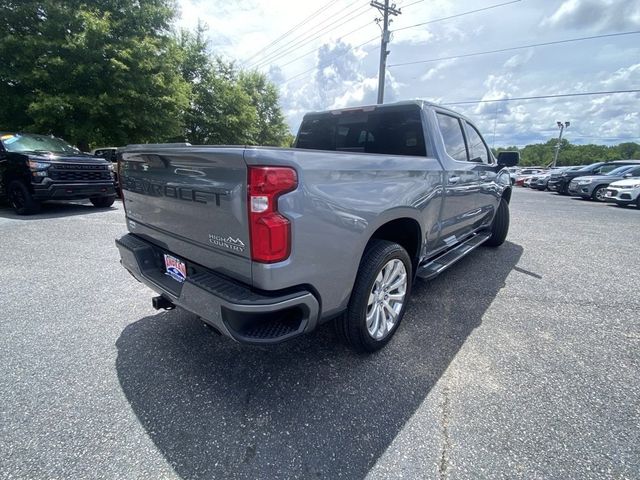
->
[552,121,570,167]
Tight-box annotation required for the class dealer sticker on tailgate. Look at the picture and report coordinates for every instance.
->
[164,254,187,283]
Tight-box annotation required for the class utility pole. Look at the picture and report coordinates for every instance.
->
[552,121,570,167]
[371,0,401,104]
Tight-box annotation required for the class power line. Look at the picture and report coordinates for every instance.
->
[250,2,368,69]
[389,30,640,67]
[277,21,376,70]
[279,0,524,85]
[249,1,368,69]
[393,0,521,33]
[243,0,338,64]
[547,134,639,140]
[441,89,640,106]
[252,4,372,70]
[398,0,425,8]
[272,0,425,74]
[282,35,380,85]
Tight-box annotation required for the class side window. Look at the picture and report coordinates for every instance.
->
[465,122,490,164]
[599,165,617,174]
[436,113,468,162]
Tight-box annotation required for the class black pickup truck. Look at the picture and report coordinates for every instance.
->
[0,133,116,214]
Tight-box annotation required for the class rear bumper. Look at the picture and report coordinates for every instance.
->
[116,233,320,345]
[33,181,116,200]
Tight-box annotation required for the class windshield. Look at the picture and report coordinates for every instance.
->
[577,163,603,172]
[606,166,633,176]
[0,133,80,154]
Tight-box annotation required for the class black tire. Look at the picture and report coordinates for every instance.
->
[559,182,569,195]
[90,195,115,208]
[636,195,640,209]
[485,198,509,247]
[591,185,608,202]
[334,240,412,353]
[8,180,41,215]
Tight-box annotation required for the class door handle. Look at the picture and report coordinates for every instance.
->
[479,174,488,180]
[448,175,460,184]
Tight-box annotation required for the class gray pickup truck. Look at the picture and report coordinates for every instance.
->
[116,101,518,352]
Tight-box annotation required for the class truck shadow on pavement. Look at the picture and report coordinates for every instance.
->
[116,241,523,479]
[0,200,117,220]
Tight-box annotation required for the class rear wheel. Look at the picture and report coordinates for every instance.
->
[485,198,510,247]
[8,180,40,215]
[591,185,608,202]
[90,195,115,208]
[334,240,412,353]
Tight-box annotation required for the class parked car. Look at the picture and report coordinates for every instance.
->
[0,132,116,214]
[506,167,519,185]
[115,100,519,352]
[605,178,640,208]
[530,167,577,190]
[568,165,640,201]
[548,160,640,194]
[92,147,120,195]
[514,168,544,186]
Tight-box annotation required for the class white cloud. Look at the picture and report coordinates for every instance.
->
[503,50,534,70]
[176,0,640,145]
[542,0,640,31]
[420,59,457,81]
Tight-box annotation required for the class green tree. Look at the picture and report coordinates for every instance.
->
[0,0,189,149]
[179,26,291,146]
[239,71,290,146]
[179,27,257,145]
[494,141,640,166]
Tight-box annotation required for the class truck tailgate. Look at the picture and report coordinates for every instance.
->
[120,146,251,284]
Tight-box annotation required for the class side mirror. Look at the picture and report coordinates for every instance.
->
[497,151,519,167]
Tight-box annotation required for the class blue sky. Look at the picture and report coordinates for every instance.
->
[177,0,640,146]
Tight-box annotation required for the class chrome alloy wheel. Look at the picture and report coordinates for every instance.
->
[594,186,607,201]
[366,259,407,340]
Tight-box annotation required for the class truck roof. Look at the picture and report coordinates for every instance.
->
[304,99,463,117]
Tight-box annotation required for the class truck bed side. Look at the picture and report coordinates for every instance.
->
[244,147,444,317]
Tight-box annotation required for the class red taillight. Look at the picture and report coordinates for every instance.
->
[248,166,297,263]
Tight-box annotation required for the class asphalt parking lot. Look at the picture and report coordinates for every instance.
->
[1,189,638,480]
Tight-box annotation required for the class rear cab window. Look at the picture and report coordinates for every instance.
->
[295,104,427,157]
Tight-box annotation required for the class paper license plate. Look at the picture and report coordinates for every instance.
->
[164,254,187,283]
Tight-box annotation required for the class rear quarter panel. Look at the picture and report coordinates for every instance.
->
[244,147,444,318]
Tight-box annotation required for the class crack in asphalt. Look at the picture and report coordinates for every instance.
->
[438,379,452,480]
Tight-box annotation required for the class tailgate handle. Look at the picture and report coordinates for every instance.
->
[174,168,205,177]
